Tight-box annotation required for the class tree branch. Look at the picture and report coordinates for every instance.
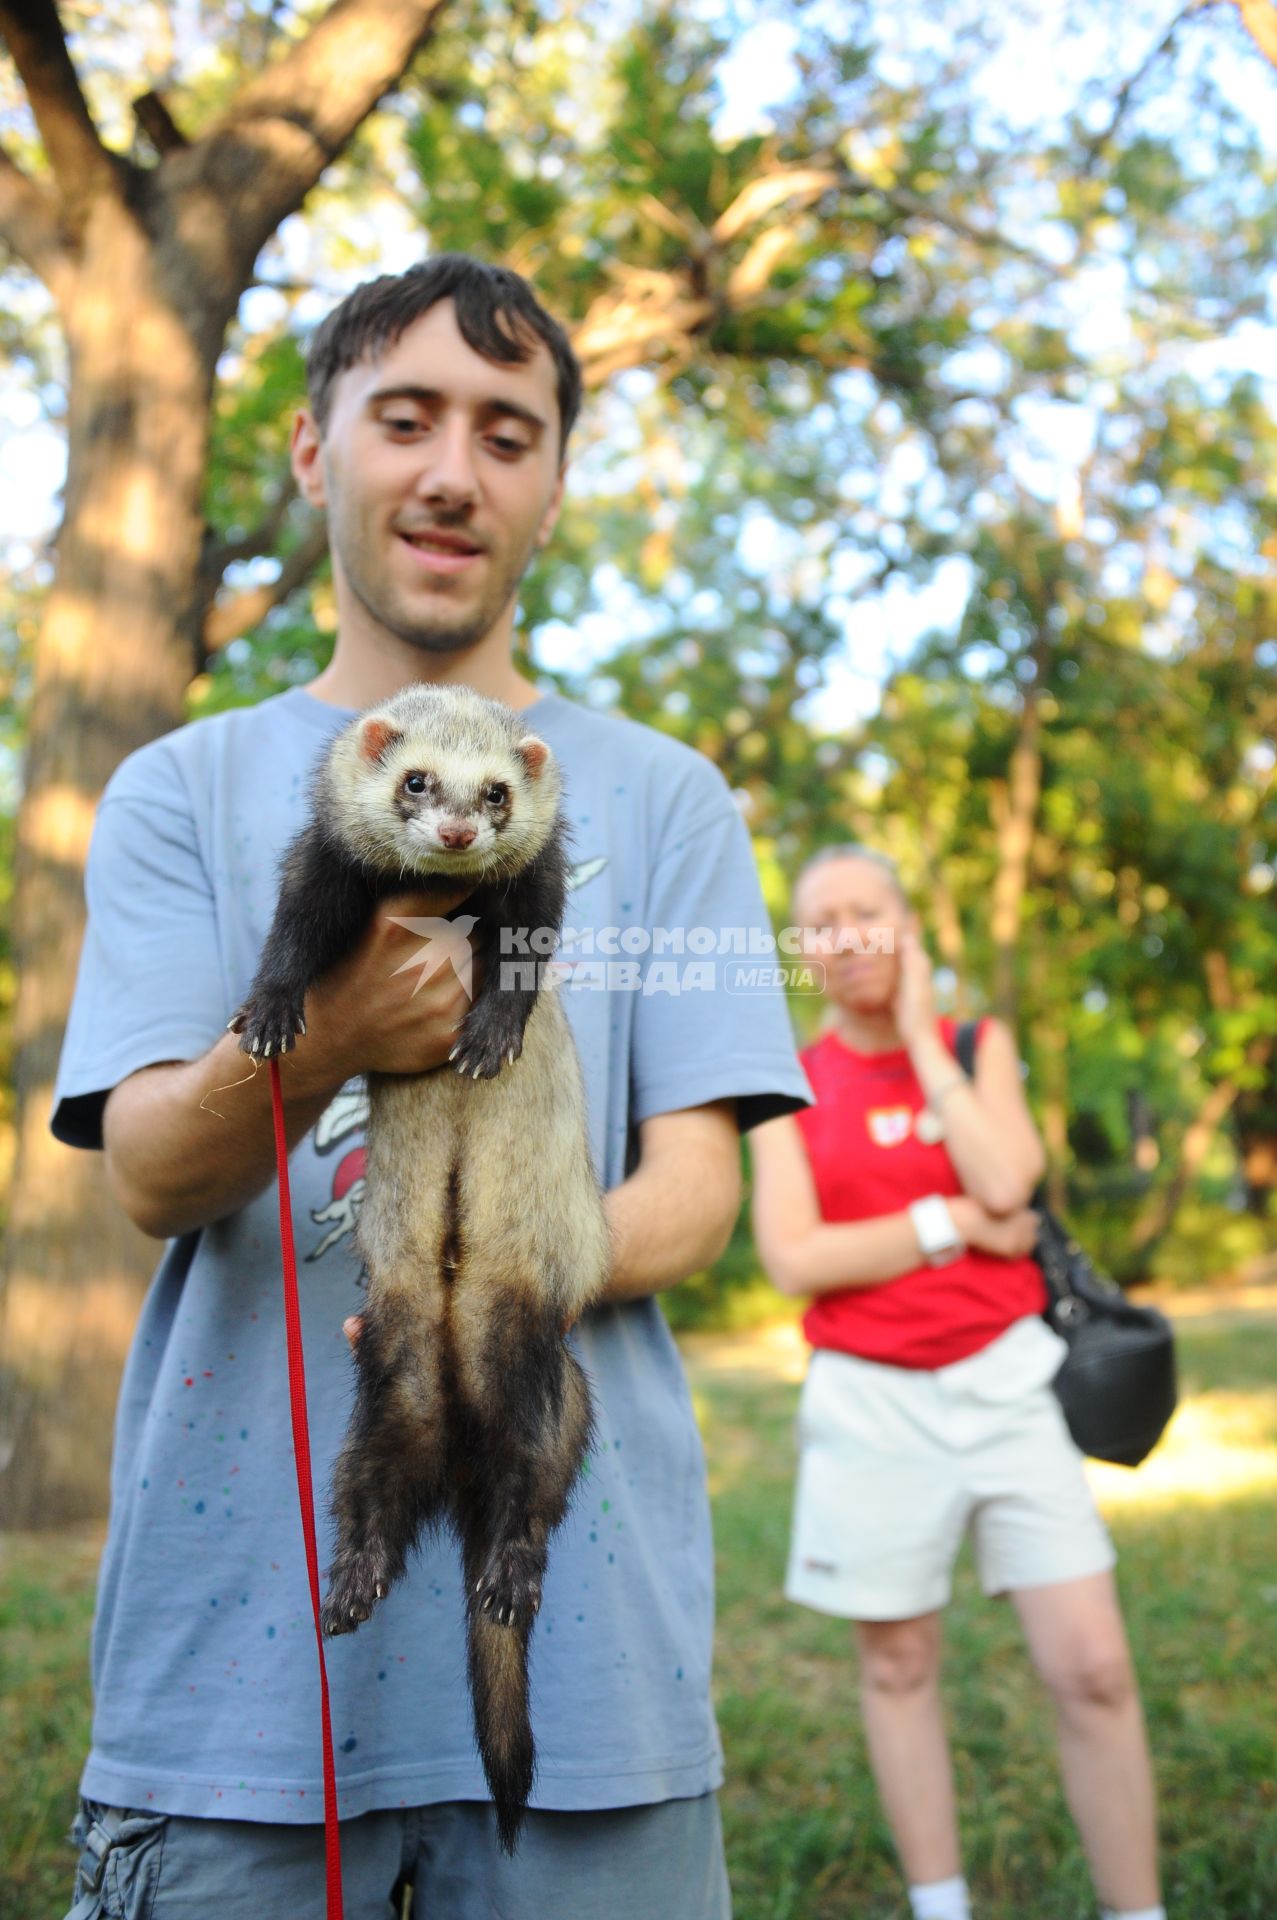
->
[0,0,122,226]
[1079,3,1205,178]
[192,0,451,273]
[0,139,74,296]
[711,168,839,247]
[202,517,329,654]
[133,91,190,155]
[1229,0,1277,66]
[203,479,300,582]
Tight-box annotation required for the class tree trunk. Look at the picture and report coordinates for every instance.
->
[1127,1036,1275,1268]
[0,0,452,1525]
[1036,1019,1070,1215]
[1,200,221,1525]
[988,662,1043,1024]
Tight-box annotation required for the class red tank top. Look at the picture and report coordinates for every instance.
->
[796,1018,1046,1369]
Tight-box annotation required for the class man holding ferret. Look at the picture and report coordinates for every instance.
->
[53,254,809,1918]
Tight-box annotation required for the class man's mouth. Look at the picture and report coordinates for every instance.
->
[397,528,486,575]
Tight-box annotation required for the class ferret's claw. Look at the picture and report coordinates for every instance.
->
[297,1016,307,1036]
[507,1049,516,1066]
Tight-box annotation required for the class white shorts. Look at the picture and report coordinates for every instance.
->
[785,1315,1116,1621]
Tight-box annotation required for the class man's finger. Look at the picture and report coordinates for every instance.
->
[380,885,473,918]
[343,1314,365,1353]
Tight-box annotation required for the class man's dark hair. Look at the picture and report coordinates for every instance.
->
[305,253,583,453]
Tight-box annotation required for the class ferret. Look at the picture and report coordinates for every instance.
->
[231,683,610,1852]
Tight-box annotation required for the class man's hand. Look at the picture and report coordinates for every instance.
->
[950,1195,1040,1260]
[298,887,477,1086]
[104,885,479,1241]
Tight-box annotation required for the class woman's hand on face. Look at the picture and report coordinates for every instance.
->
[892,929,937,1046]
[949,1195,1040,1259]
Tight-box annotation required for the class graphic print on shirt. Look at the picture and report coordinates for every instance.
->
[304,853,609,1262]
[866,1105,914,1148]
[307,1084,369,1260]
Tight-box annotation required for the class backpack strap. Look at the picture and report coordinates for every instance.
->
[954,1017,979,1080]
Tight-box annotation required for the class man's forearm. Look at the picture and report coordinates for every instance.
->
[600,1140,741,1305]
[104,1031,351,1240]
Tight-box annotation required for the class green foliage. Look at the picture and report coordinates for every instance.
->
[3,0,1275,1287]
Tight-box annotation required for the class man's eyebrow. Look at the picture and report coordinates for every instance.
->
[365,384,549,433]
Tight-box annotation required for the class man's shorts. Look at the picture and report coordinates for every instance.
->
[784,1314,1116,1621]
[65,1792,732,1920]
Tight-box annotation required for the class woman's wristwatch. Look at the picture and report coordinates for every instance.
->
[908,1195,966,1266]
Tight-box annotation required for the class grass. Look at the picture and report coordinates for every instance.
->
[692,1314,1277,1920]
[2,1316,1275,1918]
[0,1525,100,1919]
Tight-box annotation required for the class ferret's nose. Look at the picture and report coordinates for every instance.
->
[438,822,477,849]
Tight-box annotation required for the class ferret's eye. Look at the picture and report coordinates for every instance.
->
[404,773,427,795]
[485,783,509,807]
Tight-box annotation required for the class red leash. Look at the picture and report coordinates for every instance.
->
[270,1059,345,1919]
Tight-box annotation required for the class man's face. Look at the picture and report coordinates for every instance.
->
[294,299,566,656]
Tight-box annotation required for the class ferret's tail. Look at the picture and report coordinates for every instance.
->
[466,1600,535,1854]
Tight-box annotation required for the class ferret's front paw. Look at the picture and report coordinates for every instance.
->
[321,1553,391,1636]
[476,1542,544,1629]
[230,992,307,1059]
[449,1003,527,1081]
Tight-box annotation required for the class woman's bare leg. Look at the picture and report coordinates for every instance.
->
[1013,1571,1161,1913]
[855,1612,961,1886]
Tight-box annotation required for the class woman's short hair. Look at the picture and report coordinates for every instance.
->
[793,843,908,910]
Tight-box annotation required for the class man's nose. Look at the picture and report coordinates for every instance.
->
[416,417,479,508]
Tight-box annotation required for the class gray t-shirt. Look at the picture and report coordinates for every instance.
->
[53,685,810,1824]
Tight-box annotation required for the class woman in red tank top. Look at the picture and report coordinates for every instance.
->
[749,848,1162,1920]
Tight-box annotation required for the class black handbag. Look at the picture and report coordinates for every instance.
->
[954,1022,1177,1467]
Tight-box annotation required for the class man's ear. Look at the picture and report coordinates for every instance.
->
[533,464,567,550]
[290,407,327,510]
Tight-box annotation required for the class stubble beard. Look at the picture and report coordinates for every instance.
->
[336,509,535,657]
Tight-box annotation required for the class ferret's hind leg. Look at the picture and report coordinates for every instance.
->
[321,1294,448,1636]
[469,1297,594,1629]
[455,1308,593,1857]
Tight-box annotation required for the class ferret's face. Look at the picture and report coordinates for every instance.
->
[338,711,558,878]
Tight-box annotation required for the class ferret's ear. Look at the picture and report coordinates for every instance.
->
[517,734,551,779]
[359,718,403,764]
